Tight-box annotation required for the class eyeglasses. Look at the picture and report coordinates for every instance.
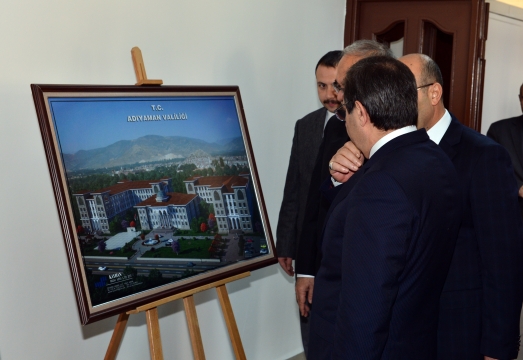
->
[416,83,434,91]
[334,102,347,121]
[333,81,344,94]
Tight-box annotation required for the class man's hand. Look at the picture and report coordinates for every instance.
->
[278,257,294,276]
[295,277,314,317]
[518,185,523,198]
[329,141,363,183]
[484,357,498,360]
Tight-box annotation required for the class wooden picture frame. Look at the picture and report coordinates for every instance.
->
[31,84,276,325]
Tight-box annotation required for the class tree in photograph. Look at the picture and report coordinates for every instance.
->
[125,209,136,223]
[121,219,129,230]
[171,240,180,255]
[154,234,159,240]
[122,242,133,253]
[109,215,122,234]
[214,233,222,242]
[140,232,146,240]
[129,220,136,228]
[198,201,214,220]
[190,218,199,232]
[123,265,137,278]
[208,213,216,230]
[76,225,84,235]
[97,239,106,253]
[178,163,197,173]
[200,222,207,233]
[148,268,163,280]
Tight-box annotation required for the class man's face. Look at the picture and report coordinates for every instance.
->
[399,55,432,130]
[335,55,363,104]
[316,65,340,112]
[344,101,361,147]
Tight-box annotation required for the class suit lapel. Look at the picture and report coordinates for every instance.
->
[508,116,523,171]
[314,108,328,142]
[438,115,462,160]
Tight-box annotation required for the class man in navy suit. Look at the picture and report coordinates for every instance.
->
[487,83,523,219]
[308,56,462,359]
[329,54,523,359]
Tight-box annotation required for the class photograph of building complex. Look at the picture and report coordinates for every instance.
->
[74,173,254,235]
[35,87,274,318]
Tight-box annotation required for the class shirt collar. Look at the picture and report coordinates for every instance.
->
[426,109,451,145]
[325,110,336,129]
[369,125,417,158]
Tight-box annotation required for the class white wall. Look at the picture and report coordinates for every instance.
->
[481,11,523,134]
[0,1,345,359]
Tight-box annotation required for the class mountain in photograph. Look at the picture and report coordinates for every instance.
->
[62,135,245,170]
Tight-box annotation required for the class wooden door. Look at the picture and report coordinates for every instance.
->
[344,0,489,131]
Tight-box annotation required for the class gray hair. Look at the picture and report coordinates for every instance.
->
[342,40,394,58]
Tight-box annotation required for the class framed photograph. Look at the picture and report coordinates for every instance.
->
[31,84,276,325]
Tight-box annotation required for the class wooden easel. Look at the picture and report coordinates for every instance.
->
[104,48,249,359]
[131,47,163,86]
[104,272,250,360]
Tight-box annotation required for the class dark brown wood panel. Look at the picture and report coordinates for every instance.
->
[344,0,488,131]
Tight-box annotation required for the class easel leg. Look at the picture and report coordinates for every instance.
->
[105,312,130,360]
[146,308,164,360]
[216,285,246,360]
[184,295,206,360]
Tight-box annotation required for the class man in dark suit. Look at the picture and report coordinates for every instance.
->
[487,83,523,219]
[276,50,342,353]
[294,40,393,323]
[329,54,523,359]
[309,56,462,359]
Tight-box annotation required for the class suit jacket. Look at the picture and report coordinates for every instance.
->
[276,107,326,258]
[295,117,349,275]
[309,130,462,360]
[437,116,523,359]
[487,114,523,218]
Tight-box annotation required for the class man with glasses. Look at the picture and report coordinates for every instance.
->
[487,83,523,220]
[329,54,523,360]
[293,40,393,330]
[276,50,342,354]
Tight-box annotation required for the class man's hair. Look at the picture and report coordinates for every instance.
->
[419,54,444,88]
[343,39,394,58]
[315,50,343,72]
[343,56,418,131]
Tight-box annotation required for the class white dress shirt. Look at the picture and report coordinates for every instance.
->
[369,125,417,158]
[426,109,451,145]
[324,110,336,131]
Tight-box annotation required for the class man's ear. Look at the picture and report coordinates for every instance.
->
[429,83,443,105]
[354,100,370,127]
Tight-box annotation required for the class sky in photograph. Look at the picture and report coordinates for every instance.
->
[49,95,243,154]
